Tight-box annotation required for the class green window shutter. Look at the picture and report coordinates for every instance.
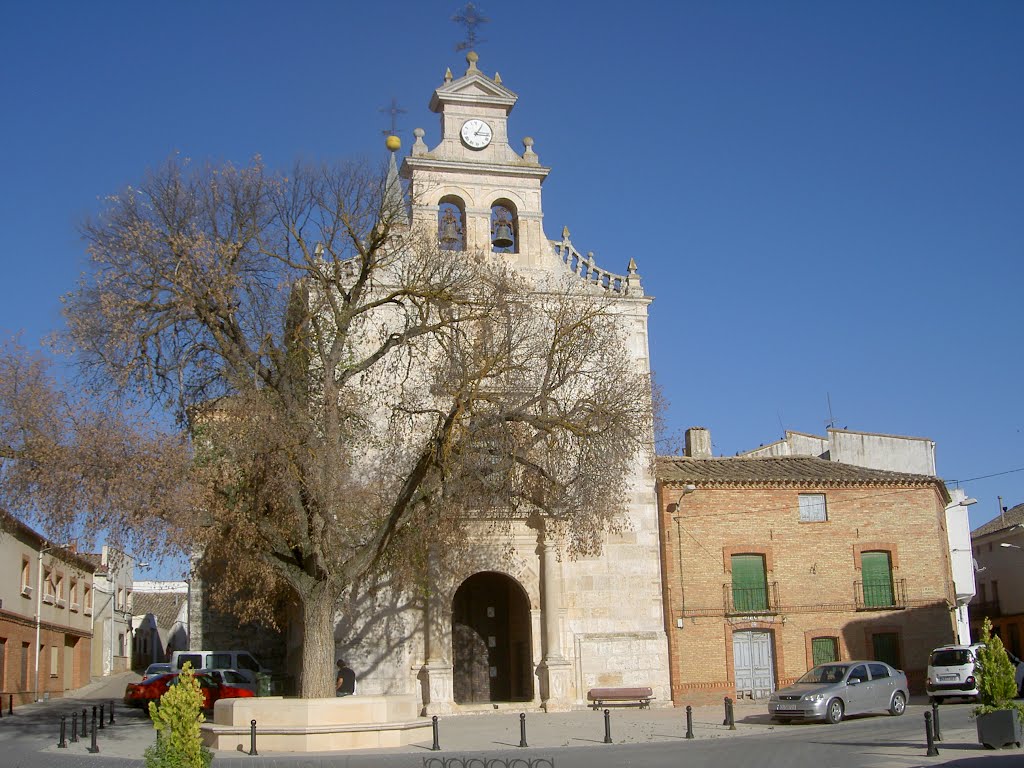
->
[861,551,893,607]
[812,637,839,666]
[871,632,900,668]
[731,554,767,612]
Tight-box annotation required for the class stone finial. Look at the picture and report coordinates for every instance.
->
[562,226,570,240]
[627,258,638,273]
[625,257,643,295]
[314,242,324,259]
[412,127,428,156]
[466,51,479,73]
[522,136,538,163]
[444,67,453,83]
[494,72,502,84]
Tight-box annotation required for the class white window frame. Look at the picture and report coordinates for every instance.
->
[799,493,828,523]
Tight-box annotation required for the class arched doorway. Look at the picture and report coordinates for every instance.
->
[452,571,533,703]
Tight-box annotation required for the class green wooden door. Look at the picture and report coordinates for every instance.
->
[871,632,900,668]
[731,555,767,612]
[861,551,894,607]
[812,637,839,666]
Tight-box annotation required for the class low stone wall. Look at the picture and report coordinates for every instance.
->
[201,695,432,753]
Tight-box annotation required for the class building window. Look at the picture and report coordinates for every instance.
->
[117,587,124,611]
[860,551,895,608]
[811,636,839,666]
[43,567,55,604]
[993,580,1000,607]
[70,579,78,611]
[49,646,59,677]
[56,572,65,606]
[730,554,769,612]
[20,557,31,596]
[799,493,827,522]
[84,584,93,615]
[979,582,988,604]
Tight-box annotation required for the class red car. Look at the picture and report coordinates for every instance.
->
[124,672,255,710]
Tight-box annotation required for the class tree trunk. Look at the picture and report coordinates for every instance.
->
[297,581,337,698]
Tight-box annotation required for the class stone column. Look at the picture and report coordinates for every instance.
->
[537,524,573,711]
[420,549,454,715]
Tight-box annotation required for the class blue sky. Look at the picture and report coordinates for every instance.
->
[2,1,1022,573]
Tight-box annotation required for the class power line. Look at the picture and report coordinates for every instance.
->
[946,466,1024,484]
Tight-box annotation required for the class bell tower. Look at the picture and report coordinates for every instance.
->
[402,52,551,267]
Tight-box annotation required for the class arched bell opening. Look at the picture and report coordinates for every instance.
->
[451,571,534,704]
[490,201,518,254]
[438,196,466,251]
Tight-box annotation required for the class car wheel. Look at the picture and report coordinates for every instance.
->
[889,691,906,716]
[825,698,844,724]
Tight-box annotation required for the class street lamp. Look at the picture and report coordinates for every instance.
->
[1000,543,1021,550]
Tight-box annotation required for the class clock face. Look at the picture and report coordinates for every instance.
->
[460,119,492,149]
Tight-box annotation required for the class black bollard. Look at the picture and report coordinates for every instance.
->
[924,711,939,757]
[99,703,105,730]
[519,712,528,748]
[59,715,68,748]
[727,697,736,730]
[723,696,729,725]
[248,719,258,756]
[431,715,440,751]
[603,708,612,744]
[109,700,115,725]
[8,694,12,715]
[88,708,99,754]
[931,699,941,741]
[71,712,78,743]
[81,708,88,738]
[685,704,695,739]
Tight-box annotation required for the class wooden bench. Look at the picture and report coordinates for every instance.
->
[586,686,654,710]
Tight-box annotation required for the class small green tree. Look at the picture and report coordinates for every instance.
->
[975,617,1024,720]
[145,662,212,768]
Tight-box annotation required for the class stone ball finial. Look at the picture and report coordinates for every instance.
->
[523,137,534,148]
[385,135,401,152]
[413,128,425,138]
[466,51,479,71]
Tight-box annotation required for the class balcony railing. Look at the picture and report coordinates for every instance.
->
[855,578,907,610]
[724,582,780,615]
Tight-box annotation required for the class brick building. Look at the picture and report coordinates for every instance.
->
[0,510,95,704]
[657,428,957,704]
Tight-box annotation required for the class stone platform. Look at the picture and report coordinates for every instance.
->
[201,695,432,752]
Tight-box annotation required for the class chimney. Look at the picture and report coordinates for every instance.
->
[685,427,712,459]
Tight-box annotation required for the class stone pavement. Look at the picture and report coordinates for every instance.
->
[3,679,1022,766]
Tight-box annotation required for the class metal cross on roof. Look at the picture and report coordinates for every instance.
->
[379,97,407,137]
[452,2,489,52]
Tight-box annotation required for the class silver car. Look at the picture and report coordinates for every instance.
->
[768,661,909,724]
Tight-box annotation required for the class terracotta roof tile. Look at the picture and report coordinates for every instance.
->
[657,455,941,488]
[133,591,187,629]
[971,502,1024,538]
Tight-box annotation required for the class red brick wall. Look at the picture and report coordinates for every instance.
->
[659,483,957,705]
[0,611,92,704]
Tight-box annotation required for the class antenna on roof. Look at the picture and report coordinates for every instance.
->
[999,495,1005,523]
[825,393,837,430]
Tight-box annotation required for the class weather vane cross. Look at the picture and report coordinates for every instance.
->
[379,97,407,137]
[452,2,489,52]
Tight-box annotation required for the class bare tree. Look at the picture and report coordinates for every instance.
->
[65,156,653,697]
[0,338,196,558]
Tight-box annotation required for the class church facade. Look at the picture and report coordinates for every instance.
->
[328,52,670,714]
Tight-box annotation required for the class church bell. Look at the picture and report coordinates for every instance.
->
[491,218,514,249]
[439,209,461,249]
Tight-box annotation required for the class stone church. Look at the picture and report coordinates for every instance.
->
[194,51,670,713]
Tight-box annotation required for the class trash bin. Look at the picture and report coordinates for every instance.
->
[256,672,272,697]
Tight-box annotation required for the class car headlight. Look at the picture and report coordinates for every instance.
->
[803,693,826,702]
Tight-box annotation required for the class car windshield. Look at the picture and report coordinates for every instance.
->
[931,649,971,666]
[797,664,849,684]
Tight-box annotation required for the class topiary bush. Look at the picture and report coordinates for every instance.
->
[144,662,213,768]
[974,617,1024,721]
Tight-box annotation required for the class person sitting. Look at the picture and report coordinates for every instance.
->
[335,659,356,697]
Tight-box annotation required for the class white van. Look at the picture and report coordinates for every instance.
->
[169,650,268,685]
[926,644,983,703]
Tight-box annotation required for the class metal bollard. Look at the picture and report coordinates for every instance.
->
[685,704,694,739]
[81,708,88,738]
[931,699,941,741]
[71,711,78,743]
[109,700,115,725]
[88,708,99,754]
[8,694,12,715]
[59,715,68,748]
[249,719,258,756]
[924,711,939,757]
[726,697,736,730]
[603,708,612,744]
[431,715,440,751]
[99,703,105,730]
[519,712,528,748]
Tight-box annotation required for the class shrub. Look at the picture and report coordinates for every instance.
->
[144,662,212,768]
[974,617,1024,721]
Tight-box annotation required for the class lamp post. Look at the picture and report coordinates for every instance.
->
[34,544,53,701]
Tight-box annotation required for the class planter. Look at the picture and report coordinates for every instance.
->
[976,709,1023,749]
